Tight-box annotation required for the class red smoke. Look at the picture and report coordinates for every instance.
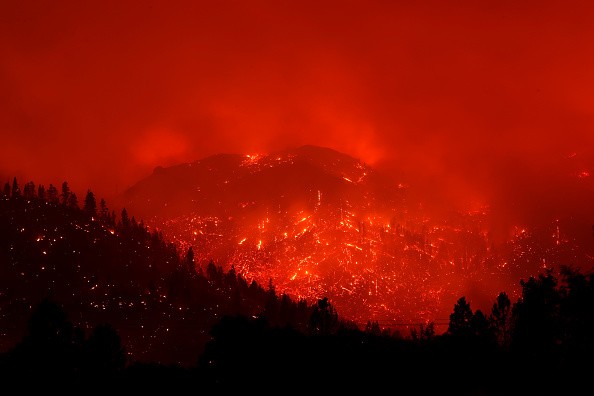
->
[1,1,594,235]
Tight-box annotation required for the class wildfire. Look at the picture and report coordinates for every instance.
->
[158,201,521,329]
[126,147,593,330]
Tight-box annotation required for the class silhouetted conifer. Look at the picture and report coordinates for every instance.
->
[120,208,130,229]
[448,296,473,337]
[99,198,109,222]
[60,181,71,205]
[37,184,45,200]
[83,189,97,217]
[308,297,338,335]
[11,177,20,198]
[489,291,512,348]
[186,246,196,276]
[511,270,560,357]
[23,181,36,199]
[67,192,78,209]
[47,183,59,204]
[83,323,126,374]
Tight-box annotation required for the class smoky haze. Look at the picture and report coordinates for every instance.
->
[1,1,594,237]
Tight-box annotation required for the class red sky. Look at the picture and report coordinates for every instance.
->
[2,1,594,231]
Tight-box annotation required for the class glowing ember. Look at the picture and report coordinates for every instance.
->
[577,170,590,178]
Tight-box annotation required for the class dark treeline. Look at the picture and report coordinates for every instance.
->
[0,178,318,366]
[1,178,593,394]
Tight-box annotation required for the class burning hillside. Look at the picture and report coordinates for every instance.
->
[121,145,594,330]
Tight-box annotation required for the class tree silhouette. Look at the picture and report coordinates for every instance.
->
[84,189,97,217]
[308,297,338,335]
[60,181,71,205]
[120,208,130,229]
[206,259,223,286]
[411,321,435,342]
[9,298,79,376]
[47,183,59,204]
[448,296,473,337]
[83,323,126,374]
[37,184,45,200]
[263,278,279,324]
[558,266,594,365]
[470,309,492,341]
[99,198,109,222]
[185,246,196,276]
[365,320,381,336]
[489,291,512,348]
[27,298,73,345]
[23,181,36,199]
[67,192,79,209]
[511,271,560,358]
[11,177,20,198]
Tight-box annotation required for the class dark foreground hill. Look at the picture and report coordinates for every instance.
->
[0,181,317,366]
[1,179,594,395]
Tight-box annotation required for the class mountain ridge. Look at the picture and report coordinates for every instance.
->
[119,145,496,326]
[121,145,404,220]
[119,145,594,327]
